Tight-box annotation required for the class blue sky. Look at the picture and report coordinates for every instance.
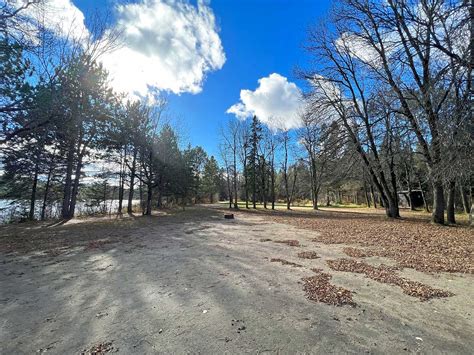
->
[73,0,332,157]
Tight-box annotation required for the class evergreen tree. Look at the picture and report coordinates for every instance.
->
[201,156,220,203]
[248,115,262,208]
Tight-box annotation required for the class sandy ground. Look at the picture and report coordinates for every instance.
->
[0,206,473,354]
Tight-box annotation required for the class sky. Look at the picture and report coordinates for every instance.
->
[25,0,332,157]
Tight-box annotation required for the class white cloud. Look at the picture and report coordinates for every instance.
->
[335,32,381,66]
[101,0,226,97]
[13,0,89,43]
[227,73,303,130]
[14,0,225,98]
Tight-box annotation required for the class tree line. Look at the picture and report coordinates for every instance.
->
[220,0,472,225]
[0,1,223,221]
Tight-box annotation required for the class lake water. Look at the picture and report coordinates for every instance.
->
[0,199,142,223]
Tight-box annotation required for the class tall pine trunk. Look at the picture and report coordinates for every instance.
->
[61,141,75,219]
[28,161,39,220]
[117,150,125,214]
[127,150,137,214]
[68,155,84,219]
[261,157,267,209]
[145,183,152,215]
[41,163,54,220]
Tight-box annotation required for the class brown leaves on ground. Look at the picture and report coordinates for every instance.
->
[81,341,115,354]
[235,208,473,274]
[297,251,320,259]
[343,247,376,258]
[270,258,302,267]
[274,239,300,247]
[302,269,356,307]
[327,258,454,301]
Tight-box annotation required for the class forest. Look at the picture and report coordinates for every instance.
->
[1,1,226,222]
[219,0,472,225]
[1,0,471,226]
[1,1,473,354]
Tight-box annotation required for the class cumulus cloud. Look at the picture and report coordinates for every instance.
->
[101,0,226,97]
[14,0,225,98]
[226,73,303,131]
[13,0,89,42]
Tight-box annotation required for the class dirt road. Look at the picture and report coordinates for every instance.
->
[1,206,472,354]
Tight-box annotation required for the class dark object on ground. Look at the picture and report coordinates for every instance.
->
[224,214,234,219]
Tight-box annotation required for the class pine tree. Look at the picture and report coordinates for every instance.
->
[248,115,262,208]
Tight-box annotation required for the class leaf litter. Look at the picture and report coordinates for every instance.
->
[235,209,473,274]
[297,251,320,259]
[274,240,300,247]
[327,258,454,301]
[270,258,302,267]
[301,269,356,307]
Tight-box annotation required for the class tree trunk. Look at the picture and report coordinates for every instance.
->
[459,183,471,214]
[127,150,137,214]
[271,175,275,210]
[145,183,152,215]
[310,157,318,210]
[447,180,456,224]
[139,177,144,215]
[28,162,39,220]
[68,155,84,219]
[432,181,445,224]
[261,157,267,209]
[385,196,400,218]
[252,165,257,209]
[243,158,249,209]
[368,184,376,209]
[61,141,75,219]
[118,160,125,215]
[417,177,429,213]
[364,183,371,208]
[41,163,54,220]
[233,146,238,209]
